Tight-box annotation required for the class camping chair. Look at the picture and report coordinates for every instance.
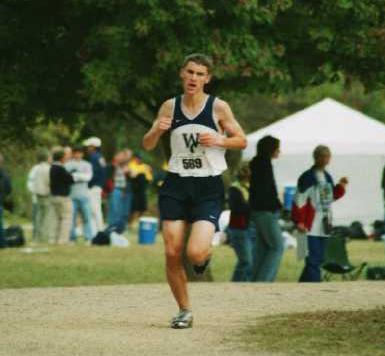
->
[322,235,367,281]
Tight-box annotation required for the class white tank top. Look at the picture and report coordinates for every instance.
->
[168,95,227,177]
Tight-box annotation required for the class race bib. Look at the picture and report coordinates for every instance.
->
[174,153,209,171]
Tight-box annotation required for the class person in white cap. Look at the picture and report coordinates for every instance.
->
[83,137,106,235]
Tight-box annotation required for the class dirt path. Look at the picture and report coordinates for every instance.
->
[0,282,384,356]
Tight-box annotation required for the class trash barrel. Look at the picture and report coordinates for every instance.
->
[283,186,296,211]
[138,217,158,245]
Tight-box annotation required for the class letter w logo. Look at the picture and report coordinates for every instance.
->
[183,133,200,153]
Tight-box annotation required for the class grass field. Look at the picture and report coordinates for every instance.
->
[239,308,385,355]
[0,230,383,289]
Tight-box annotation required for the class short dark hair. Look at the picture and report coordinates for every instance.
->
[182,53,213,73]
[257,135,280,158]
[313,145,331,160]
[72,144,84,153]
[52,148,65,162]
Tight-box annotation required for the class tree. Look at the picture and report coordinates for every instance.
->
[2,0,385,138]
[275,0,385,90]
[4,0,385,140]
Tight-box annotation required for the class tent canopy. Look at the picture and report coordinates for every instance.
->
[244,98,385,159]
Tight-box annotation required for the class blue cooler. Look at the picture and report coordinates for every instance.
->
[138,217,158,245]
[283,186,296,211]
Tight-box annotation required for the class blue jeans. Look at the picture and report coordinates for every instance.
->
[71,196,94,241]
[228,228,253,282]
[0,206,5,248]
[108,188,132,234]
[299,235,326,282]
[249,211,284,282]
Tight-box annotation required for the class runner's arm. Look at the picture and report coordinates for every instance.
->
[142,100,173,151]
[199,99,247,150]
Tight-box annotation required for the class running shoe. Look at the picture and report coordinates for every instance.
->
[171,309,193,329]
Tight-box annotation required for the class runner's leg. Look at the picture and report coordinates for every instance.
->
[187,220,215,266]
[162,220,190,310]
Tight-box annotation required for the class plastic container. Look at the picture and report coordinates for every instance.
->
[138,217,158,245]
[283,186,296,211]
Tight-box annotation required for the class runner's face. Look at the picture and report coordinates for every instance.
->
[180,61,211,95]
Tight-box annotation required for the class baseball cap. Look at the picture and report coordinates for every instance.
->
[83,137,102,147]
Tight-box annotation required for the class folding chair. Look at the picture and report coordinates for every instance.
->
[322,235,367,281]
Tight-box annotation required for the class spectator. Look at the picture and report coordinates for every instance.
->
[292,145,348,282]
[50,147,74,245]
[129,152,153,223]
[106,150,133,235]
[83,137,106,234]
[0,153,12,248]
[64,146,73,162]
[248,135,284,282]
[227,164,252,282]
[27,149,51,243]
[66,145,94,243]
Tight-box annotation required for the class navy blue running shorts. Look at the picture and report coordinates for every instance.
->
[158,172,224,231]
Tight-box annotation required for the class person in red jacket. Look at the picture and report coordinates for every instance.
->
[292,145,348,282]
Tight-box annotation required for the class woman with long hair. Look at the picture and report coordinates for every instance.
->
[248,135,284,282]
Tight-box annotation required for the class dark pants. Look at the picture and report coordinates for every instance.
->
[228,228,253,282]
[299,235,326,282]
[0,206,6,248]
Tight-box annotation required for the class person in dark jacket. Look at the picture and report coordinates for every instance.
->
[248,135,284,282]
[84,137,106,234]
[0,153,12,248]
[227,164,252,282]
[50,148,74,245]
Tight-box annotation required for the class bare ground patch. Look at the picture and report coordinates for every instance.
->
[0,282,384,356]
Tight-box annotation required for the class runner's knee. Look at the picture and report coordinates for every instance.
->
[165,245,183,261]
[164,238,183,264]
[187,246,209,265]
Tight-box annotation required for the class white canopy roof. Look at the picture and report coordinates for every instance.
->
[243,98,385,159]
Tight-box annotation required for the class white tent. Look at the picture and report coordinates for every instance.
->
[243,98,385,224]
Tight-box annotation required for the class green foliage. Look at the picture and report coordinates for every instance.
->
[2,0,385,137]
[81,0,292,113]
[276,0,385,88]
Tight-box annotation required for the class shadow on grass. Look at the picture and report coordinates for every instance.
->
[236,308,385,356]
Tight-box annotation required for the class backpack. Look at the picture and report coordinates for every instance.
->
[91,226,118,246]
[349,221,367,240]
[366,267,385,280]
[92,231,110,245]
[4,225,25,247]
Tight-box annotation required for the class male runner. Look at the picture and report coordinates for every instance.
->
[143,53,247,329]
